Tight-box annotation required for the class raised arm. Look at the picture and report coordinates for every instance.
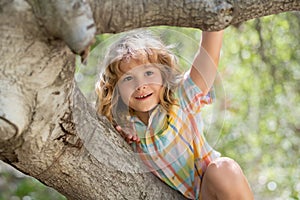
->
[190,31,224,95]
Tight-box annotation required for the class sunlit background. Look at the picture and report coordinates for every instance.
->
[1,12,299,200]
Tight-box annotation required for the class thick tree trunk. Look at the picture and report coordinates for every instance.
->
[0,0,299,199]
[0,1,185,199]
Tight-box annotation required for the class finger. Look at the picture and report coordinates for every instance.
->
[115,126,128,139]
[131,135,141,144]
[136,137,141,144]
[125,134,133,143]
[115,125,122,132]
[132,135,137,141]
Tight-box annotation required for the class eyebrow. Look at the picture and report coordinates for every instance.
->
[143,64,158,69]
[120,63,158,76]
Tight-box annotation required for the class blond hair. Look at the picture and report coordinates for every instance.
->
[95,29,182,122]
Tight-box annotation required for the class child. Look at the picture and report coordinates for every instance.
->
[95,29,253,200]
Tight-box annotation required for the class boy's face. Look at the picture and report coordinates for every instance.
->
[117,57,163,116]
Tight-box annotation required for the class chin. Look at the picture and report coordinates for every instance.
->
[135,104,158,113]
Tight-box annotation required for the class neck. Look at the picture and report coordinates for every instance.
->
[132,105,160,126]
[135,111,150,125]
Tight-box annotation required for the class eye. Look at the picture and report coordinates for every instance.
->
[122,75,133,82]
[145,71,154,76]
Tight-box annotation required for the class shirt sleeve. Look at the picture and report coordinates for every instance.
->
[177,72,214,113]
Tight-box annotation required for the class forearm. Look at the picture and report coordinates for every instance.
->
[201,30,224,66]
[190,30,224,94]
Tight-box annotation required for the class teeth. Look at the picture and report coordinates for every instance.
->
[137,94,150,99]
[138,95,146,98]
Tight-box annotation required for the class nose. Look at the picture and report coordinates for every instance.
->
[135,77,147,91]
[136,84,146,91]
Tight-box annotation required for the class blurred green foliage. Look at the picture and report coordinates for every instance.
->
[1,12,299,200]
[218,12,300,200]
[0,162,66,200]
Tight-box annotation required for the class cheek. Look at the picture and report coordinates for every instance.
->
[148,73,163,86]
[118,85,133,105]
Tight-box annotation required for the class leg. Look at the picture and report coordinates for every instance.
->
[200,157,254,200]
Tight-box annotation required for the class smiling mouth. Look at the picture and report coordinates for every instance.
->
[135,93,152,100]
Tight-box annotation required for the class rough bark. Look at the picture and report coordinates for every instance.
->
[90,0,300,33]
[25,0,300,56]
[25,0,96,55]
[0,1,185,199]
[0,0,299,199]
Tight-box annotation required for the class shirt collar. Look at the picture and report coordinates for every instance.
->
[129,104,167,128]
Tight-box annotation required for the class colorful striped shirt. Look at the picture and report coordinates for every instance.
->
[129,74,220,199]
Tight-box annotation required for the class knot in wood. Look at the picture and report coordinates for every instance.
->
[215,1,235,27]
[58,112,83,148]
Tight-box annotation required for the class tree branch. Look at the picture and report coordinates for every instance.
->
[26,0,300,56]
[26,0,96,55]
[89,0,300,33]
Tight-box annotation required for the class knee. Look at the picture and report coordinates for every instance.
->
[211,157,242,176]
[204,157,247,190]
[202,157,253,199]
